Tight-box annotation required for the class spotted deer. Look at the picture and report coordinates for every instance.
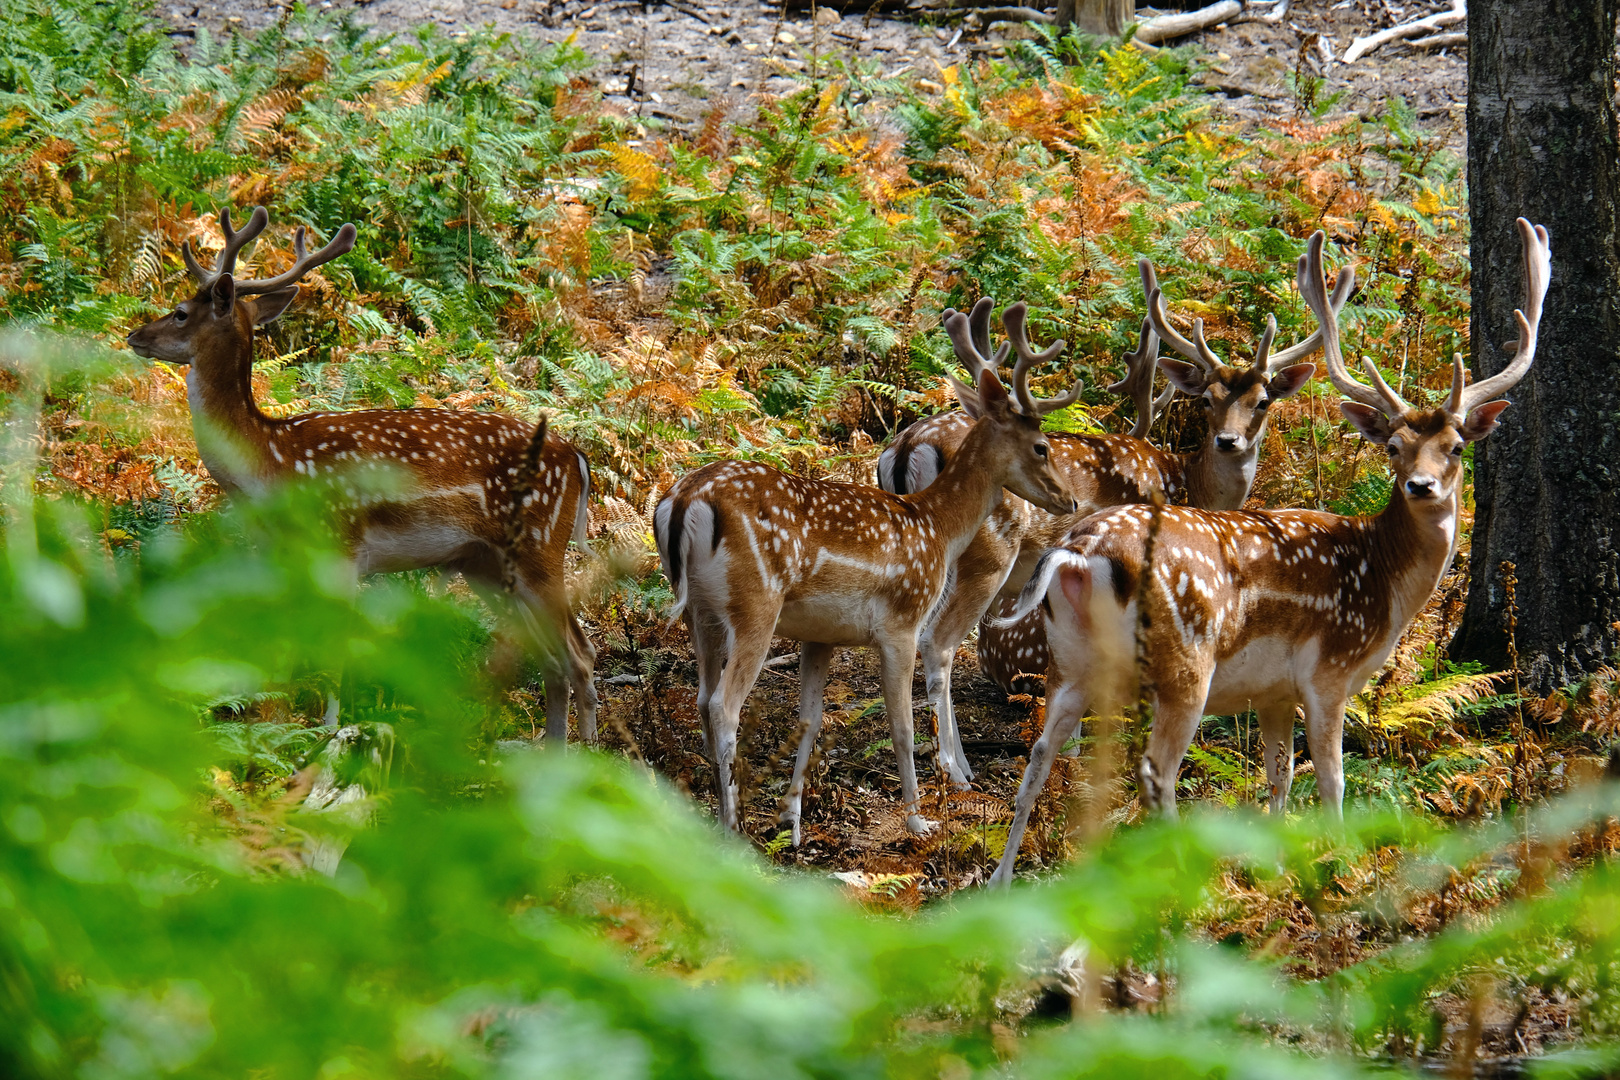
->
[125,206,598,742]
[654,344,1078,842]
[988,221,1550,886]
[877,264,1346,784]
[974,260,1355,697]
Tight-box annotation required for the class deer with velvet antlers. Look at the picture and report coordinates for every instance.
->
[654,337,1078,842]
[987,220,1551,886]
[975,265,1357,697]
[125,206,598,742]
[876,263,1347,785]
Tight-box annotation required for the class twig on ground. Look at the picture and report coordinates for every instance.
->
[1342,0,1464,63]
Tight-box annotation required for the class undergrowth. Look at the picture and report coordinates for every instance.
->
[4,0,1620,1074]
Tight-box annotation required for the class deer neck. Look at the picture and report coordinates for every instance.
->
[1363,483,1459,627]
[907,418,1015,561]
[185,326,277,492]
[1184,441,1258,511]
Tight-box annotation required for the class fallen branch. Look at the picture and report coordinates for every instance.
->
[1342,0,1465,63]
[1133,0,1242,45]
[1408,30,1467,51]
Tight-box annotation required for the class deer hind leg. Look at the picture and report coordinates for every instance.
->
[1256,702,1299,816]
[1138,682,1210,818]
[1303,690,1347,819]
[989,678,1085,887]
[565,612,598,743]
[877,633,934,836]
[780,641,835,847]
[708,611,776,832]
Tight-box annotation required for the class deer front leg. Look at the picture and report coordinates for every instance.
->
[1256,702,1299,816]
[878,634,935,836]
[1303,690,1347,819]
[989,679,1084,887]
[920,563,1009,789]
[780,641,835,847]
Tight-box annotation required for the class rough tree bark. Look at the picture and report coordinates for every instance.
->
[1053,0,1132,34]
[1453,0,1620,692]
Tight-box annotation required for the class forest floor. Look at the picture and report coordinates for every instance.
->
[166,0,1467,153]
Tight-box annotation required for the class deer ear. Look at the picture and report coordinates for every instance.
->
[1157,356,1208,396]
[1340,401,1395,443]
[211,273,236,317]
[947,374,985,418]
[1267,363,1317,400]
[1460,399,1511,442]
[976,368,1012,415]
[250,286,300,326]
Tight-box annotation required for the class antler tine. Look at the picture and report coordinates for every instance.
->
[1296,230,1404,414]
[234,222,359,296]
[944,300,1000,381]
[1267,248,1354,370]
[214,205,270,282]
[965,296,1011,369]
[1146,283,1223,374]
[1002,302,1074,415]
[1456,217,1551,416]
[181,205,270,288]
[1106,316,1167,437]
[180,240,209,284]
[1249,314,1278,374]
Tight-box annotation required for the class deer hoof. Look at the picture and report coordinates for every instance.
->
[904,813,938,836]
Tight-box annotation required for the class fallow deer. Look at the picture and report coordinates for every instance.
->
[654,332,1078,842]
[988,221,1551,886]
[125,206,598,742]
[974,261,1355,697]
[877,263,1346,784]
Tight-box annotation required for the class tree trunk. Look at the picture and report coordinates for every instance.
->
[1053,0,1132,34]
[1453,0,1620,693]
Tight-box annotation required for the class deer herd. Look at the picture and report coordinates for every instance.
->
[127,206,1552,887]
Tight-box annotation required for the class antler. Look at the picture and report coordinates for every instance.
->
[181,205,270,287]
[1451,217,1550,416]
[1145,241,1355,378]
[1002,302,1078,416]
[234,221,358,296]
[1294,231,1408,416]
[1265,251,1354,370]
[942,297,1011,404]
[1144,265,1224,375]
[1106,316,1172,438]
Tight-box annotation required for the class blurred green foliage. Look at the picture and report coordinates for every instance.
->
[4,335,1620,1078]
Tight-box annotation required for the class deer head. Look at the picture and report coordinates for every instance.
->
[942,302,1078,517]
[127,206,357,367]
[1144,246,1351,458]
[1300,221,1550,513]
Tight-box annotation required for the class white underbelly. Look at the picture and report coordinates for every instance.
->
[1204,635,1313,714]
[353,522,482,575]
[776,597,880,647]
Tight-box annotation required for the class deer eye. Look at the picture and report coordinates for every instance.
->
[173,308,187,323]
[1449,443,1465,457]
[1034,443,1049,459]
[1386,444,1400,457]
[1256,397,1271,409]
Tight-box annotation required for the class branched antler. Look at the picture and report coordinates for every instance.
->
[1002,302,1078,416]
[182,206,270,287]
[182,205,357,296]
[1451,218,1550,416]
